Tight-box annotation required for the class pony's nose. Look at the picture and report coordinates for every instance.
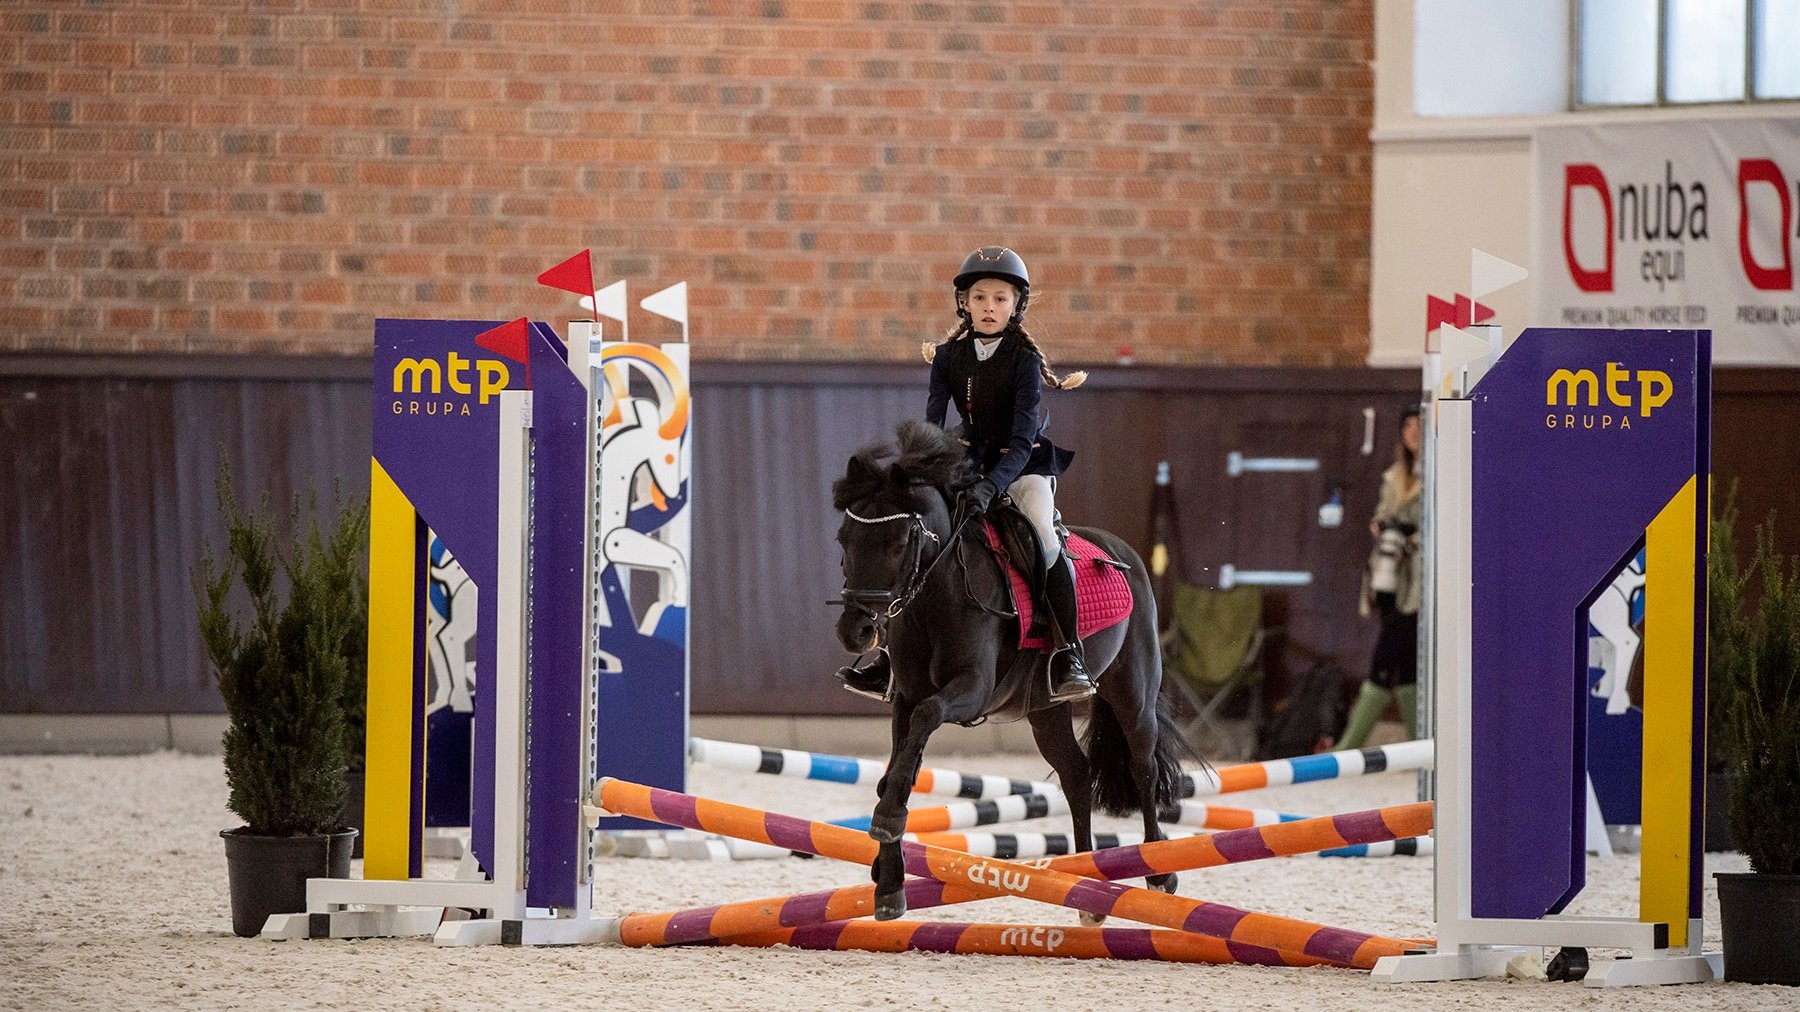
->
[836,611,876,653]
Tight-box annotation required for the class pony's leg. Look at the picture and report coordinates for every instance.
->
[870,697,916,895]
[873,696,916,811]
[1122,703,1178,895]
[1026,705,1093,851]
[1027,705,1103,926]
[869,669,991,920]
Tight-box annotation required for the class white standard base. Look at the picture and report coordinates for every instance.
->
[599,832,790,861]
[1372,946,1527,983]
[261,906,460,941]
[1373,946,1723,987]
[1583,952,1722,988]
[435,916,621,947]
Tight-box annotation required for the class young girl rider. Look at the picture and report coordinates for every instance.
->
[840,246,1094,706]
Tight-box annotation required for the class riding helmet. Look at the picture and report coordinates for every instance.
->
[953,246,1030,320]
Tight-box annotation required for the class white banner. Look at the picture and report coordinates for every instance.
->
[1531,117,1800,365]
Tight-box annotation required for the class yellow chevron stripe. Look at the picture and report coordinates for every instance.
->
[1640,474,1700,948]
[364,459,420,880]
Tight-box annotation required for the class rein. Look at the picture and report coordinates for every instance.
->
[832,499,1015,639]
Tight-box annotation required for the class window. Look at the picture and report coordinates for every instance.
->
[1577,0,1800,106]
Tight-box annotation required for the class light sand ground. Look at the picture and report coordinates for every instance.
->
[0,750,1785,1011]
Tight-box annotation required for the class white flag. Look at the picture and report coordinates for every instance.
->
[1470,249,1528,299]
[579,279,629,323]
[640,281,687,326]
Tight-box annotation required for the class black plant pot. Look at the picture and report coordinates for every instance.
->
[1704,770,1738,853]
[1716,871,1800,985]
[221,827,358,938]
[342,769,366,859]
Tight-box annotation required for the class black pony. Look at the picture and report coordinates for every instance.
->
[832,420,1201,919]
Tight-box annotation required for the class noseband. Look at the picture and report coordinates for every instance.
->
[834,506,945,634]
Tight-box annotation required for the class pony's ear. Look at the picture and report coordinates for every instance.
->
[846,453,876,484]
[889,460,913,487]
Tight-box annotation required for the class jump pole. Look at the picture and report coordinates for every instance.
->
[909,829,1430,861]
[598,794,1073,863]
[1178,739,1434,798]
[830,792,1067,833]
[688,737,1059,800]
[718,920,1332,967]
[594,778,1425,969]
[904,830,1192,860]
[611,798,1432,949]
[692,737,1428,803]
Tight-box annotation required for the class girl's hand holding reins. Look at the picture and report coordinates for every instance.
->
[958,479,998,517]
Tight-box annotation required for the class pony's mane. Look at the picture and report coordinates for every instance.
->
[832,421,972,510]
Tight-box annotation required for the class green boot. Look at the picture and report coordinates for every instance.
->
[1338,681,1393,750]
[1394,682,1419,739]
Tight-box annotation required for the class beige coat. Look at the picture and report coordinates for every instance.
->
[1360,464,1423,617]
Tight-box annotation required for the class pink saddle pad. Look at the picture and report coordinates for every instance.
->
[981,522,1134,650]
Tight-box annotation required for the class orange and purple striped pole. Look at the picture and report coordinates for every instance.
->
[596,778,1426,970]
[719,919,1336,967]
[615,799,1430,959]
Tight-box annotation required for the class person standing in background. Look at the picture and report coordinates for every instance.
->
[1338,403,1423,748]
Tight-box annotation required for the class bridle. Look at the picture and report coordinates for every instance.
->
[833,504,964,636]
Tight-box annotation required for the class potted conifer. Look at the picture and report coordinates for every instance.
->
[1704,484,1744,852]
[1714,514,1800,985]
[338,559,369,858]
[195,462,368,937]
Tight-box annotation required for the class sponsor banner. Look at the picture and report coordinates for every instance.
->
[1532,117,1800,364]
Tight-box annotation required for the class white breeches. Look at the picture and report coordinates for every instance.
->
[1007,474,1060,564]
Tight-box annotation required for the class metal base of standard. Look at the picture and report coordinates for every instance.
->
[435,916,621,947]
[1374,946,1722,987]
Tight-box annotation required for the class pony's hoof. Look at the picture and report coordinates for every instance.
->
[1079,911,1107,927]
[1148,873,1179,895]
[874,890,908,921]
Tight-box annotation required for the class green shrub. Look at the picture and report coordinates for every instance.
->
[195,459,369,836]
[1707,482,1747,773]
[1724,515,1800,875]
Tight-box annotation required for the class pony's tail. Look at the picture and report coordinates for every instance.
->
[1084,695,1208,816]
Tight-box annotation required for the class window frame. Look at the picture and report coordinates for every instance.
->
[1572,0,1788,109]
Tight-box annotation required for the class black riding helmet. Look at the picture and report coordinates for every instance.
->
[953,246,1030,322]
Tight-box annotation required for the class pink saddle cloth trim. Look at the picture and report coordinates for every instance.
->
[981,522,1134,650]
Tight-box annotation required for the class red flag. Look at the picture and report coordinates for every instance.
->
[537,249,595,307]
[475,317,532,387]
[1454,293,1495,328]
[1425,295,1456,336]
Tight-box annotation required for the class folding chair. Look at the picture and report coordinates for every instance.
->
[1160,581,1269,759]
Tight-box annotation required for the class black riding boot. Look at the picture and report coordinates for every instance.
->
[837,649,892,703]
[1044,554,1095,703]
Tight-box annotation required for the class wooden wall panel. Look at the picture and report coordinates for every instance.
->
[1,364,371,712]
[4,358,1795,717]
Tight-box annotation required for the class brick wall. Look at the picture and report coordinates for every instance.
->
[2,1,1373,364]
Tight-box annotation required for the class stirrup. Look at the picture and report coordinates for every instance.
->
[1045,647,1095,703]
[842,679,893,704]
[838,654,893,703]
